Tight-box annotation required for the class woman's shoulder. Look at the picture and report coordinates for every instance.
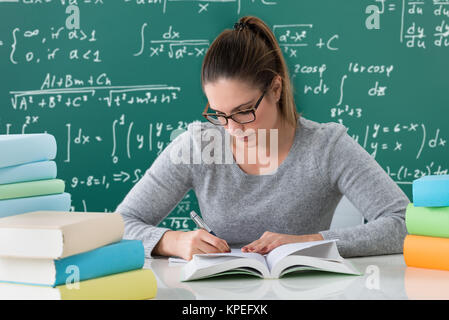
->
[298,116,349,145]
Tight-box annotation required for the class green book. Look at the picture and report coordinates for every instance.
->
[0,179,65,200]
[406,203,449,238]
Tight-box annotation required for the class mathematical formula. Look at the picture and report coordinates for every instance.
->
[1,0,447,231]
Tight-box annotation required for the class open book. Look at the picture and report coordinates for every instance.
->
[174,240,361,281]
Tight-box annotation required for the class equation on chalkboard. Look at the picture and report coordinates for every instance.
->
[0,0,447,231]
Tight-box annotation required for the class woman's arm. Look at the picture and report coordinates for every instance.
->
[115,128,194,258]
[240,123,409,257]
[115,124,230,259]
[316,124,410,258]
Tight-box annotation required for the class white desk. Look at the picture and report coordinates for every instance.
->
[144,254,449,300]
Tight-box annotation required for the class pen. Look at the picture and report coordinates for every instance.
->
[190,210,216,236]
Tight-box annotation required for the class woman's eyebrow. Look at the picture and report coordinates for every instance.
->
[209,99,254,113]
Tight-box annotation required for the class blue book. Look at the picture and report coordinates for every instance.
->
[0,160,57,185]
[413,175,449,207]
[0,192,71,218]
[0,240,145,287]
[0,134,56,168]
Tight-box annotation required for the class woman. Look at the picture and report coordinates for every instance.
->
[116,16,410,261]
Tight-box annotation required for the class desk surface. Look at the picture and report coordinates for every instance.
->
[144,254,449,300]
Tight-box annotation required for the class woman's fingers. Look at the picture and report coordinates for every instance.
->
[251,241,269,253]
[242,232,282,254]
[242,238,264,252]
[197,229,231,253]
[179,229,231,260]
[197,240,221,254]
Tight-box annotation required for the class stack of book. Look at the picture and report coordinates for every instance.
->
[0,211,157,299]
[0,134,71,218]
[404,175,449,271]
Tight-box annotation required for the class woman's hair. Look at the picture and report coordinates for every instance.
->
[201,16,299,128]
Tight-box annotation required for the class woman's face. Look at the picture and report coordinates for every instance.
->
[203,77,281,146]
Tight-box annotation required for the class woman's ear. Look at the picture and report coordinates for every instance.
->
[270,75,282,103]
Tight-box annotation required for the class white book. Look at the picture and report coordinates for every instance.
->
[176,240,361,281]
[0,211,124,259]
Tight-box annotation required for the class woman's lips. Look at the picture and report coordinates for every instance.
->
[236,135,250,141]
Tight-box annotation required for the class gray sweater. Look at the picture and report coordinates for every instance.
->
[115,116,410,258]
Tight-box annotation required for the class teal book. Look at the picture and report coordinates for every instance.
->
[0,161,57,185]
[0,134,56,168]
[413,175,449,207]
[0,240,145,287]
[0,192,71,218]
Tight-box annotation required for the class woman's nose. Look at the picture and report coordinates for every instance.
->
[226,119,244,135]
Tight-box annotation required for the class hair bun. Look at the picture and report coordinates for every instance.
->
[233,22,249,32]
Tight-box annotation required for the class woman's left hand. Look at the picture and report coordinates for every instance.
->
[241,231,324,254]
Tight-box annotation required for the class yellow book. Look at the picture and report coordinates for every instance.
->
[0,269,157,300]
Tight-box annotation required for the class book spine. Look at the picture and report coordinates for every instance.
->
[404,235,449,271]
[0,134,56,168]
[405,203,449,238]
[0,161,57,185]
[413,177,449,207]
[0,193,71,218]
[0,179,65,200]
[53,240,145,286]
[60,213,124,258]
[57,269,157,300]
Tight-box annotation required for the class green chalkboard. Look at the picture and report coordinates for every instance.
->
[1,0,448,231]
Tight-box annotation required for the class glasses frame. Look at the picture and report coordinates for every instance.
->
[202,89,267,126]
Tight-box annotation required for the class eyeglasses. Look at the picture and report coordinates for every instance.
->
[202,90,266,126]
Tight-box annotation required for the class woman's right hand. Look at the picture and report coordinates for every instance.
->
[153,229,231,261]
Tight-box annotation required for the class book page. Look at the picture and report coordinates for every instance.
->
[265,240,340,272]
[182,252,271,281]
[273,256,361,278]
[169,248,267,266]
[192,255,242,269]
[168,256,187,264]
[0,211,118,229]
[192,249,267,266]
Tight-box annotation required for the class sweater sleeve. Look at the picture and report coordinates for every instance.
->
[317,123,411,258]
[114,127,196,258]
